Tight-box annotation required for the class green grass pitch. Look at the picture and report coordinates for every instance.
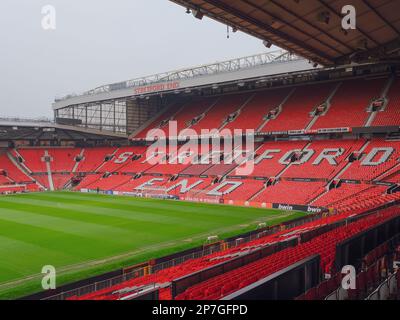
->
[0,191,305,299]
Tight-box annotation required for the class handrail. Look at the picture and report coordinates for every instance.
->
[42,209,322,300]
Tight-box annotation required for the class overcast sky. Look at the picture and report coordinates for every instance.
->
[0,0,272,118]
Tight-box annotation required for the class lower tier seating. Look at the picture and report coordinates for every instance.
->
[176,208,399,300]
[253,181,326,205]
[69,205,399,300]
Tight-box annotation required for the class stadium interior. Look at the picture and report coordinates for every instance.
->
[1,0,400,301]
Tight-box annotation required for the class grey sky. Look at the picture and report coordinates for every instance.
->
[0,0,270,118]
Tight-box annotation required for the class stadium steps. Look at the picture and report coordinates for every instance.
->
[373,162,400,182]
[12,149,34,174]
[305,82,342,130]
[6,151,43,188]
[323,185,378,209]
[44,150,54,191]
[205,143,263,178]
[191,97,221,127]
[63,178,74,190]
[248,182,267,201]
[332,140,371,181]
[95,148,120,173]
[365,76,395,127]
[308,186,330,205]
[218,93,256,131]
[130,101,186,139]
[175,209,399,300]
[72,149,85,173]
[257,87,296,132]
[275,142,313,179]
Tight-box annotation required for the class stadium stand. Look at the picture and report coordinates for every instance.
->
[250,140,309,177]
[52,174,73,190]
[372,78,400,126]
[262,83,335,132]
[3,0,400,302]
[75,147,117,173]
[253,180,326,205]
[68,205,399,301]
[175,208,399,300]
[0,153,33,183]
[281,139,365,180]
[169,98,217,135]
[17,148,48,172]
[100,146,148,173]
[188,93,253,133]
[311,78,387,129]
[47,148,81,172]
[340,138,400,181]
[224,88,291,132]
[135,103,185,139]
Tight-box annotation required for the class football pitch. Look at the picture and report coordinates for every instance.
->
[0,191,305,299]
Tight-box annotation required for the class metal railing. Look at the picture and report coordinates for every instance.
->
[43,211,322,300]
[0,116,54,124]
[367,271,398,300]
[54,50,302,102]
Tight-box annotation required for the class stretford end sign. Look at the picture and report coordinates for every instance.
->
[134,81,180,95]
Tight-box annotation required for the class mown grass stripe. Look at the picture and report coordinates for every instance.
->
[0,191,305,299]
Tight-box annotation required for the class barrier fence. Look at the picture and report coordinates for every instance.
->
[42,210,325,300]
[41,203,400,300]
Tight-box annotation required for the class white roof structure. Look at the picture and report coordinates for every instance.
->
[53,50,313,110]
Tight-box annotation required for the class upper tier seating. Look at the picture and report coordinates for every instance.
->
[312,78,386,129]
[190,93,252,133]
[262,83,335,132]
[135,103,184,139]
[373,78,400,126]
[169,98,217,136]
[224,88,291,132]
[130,76,400,140]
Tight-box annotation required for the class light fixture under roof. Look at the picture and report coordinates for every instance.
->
[263,40,272,48]
[192,9,204,20]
